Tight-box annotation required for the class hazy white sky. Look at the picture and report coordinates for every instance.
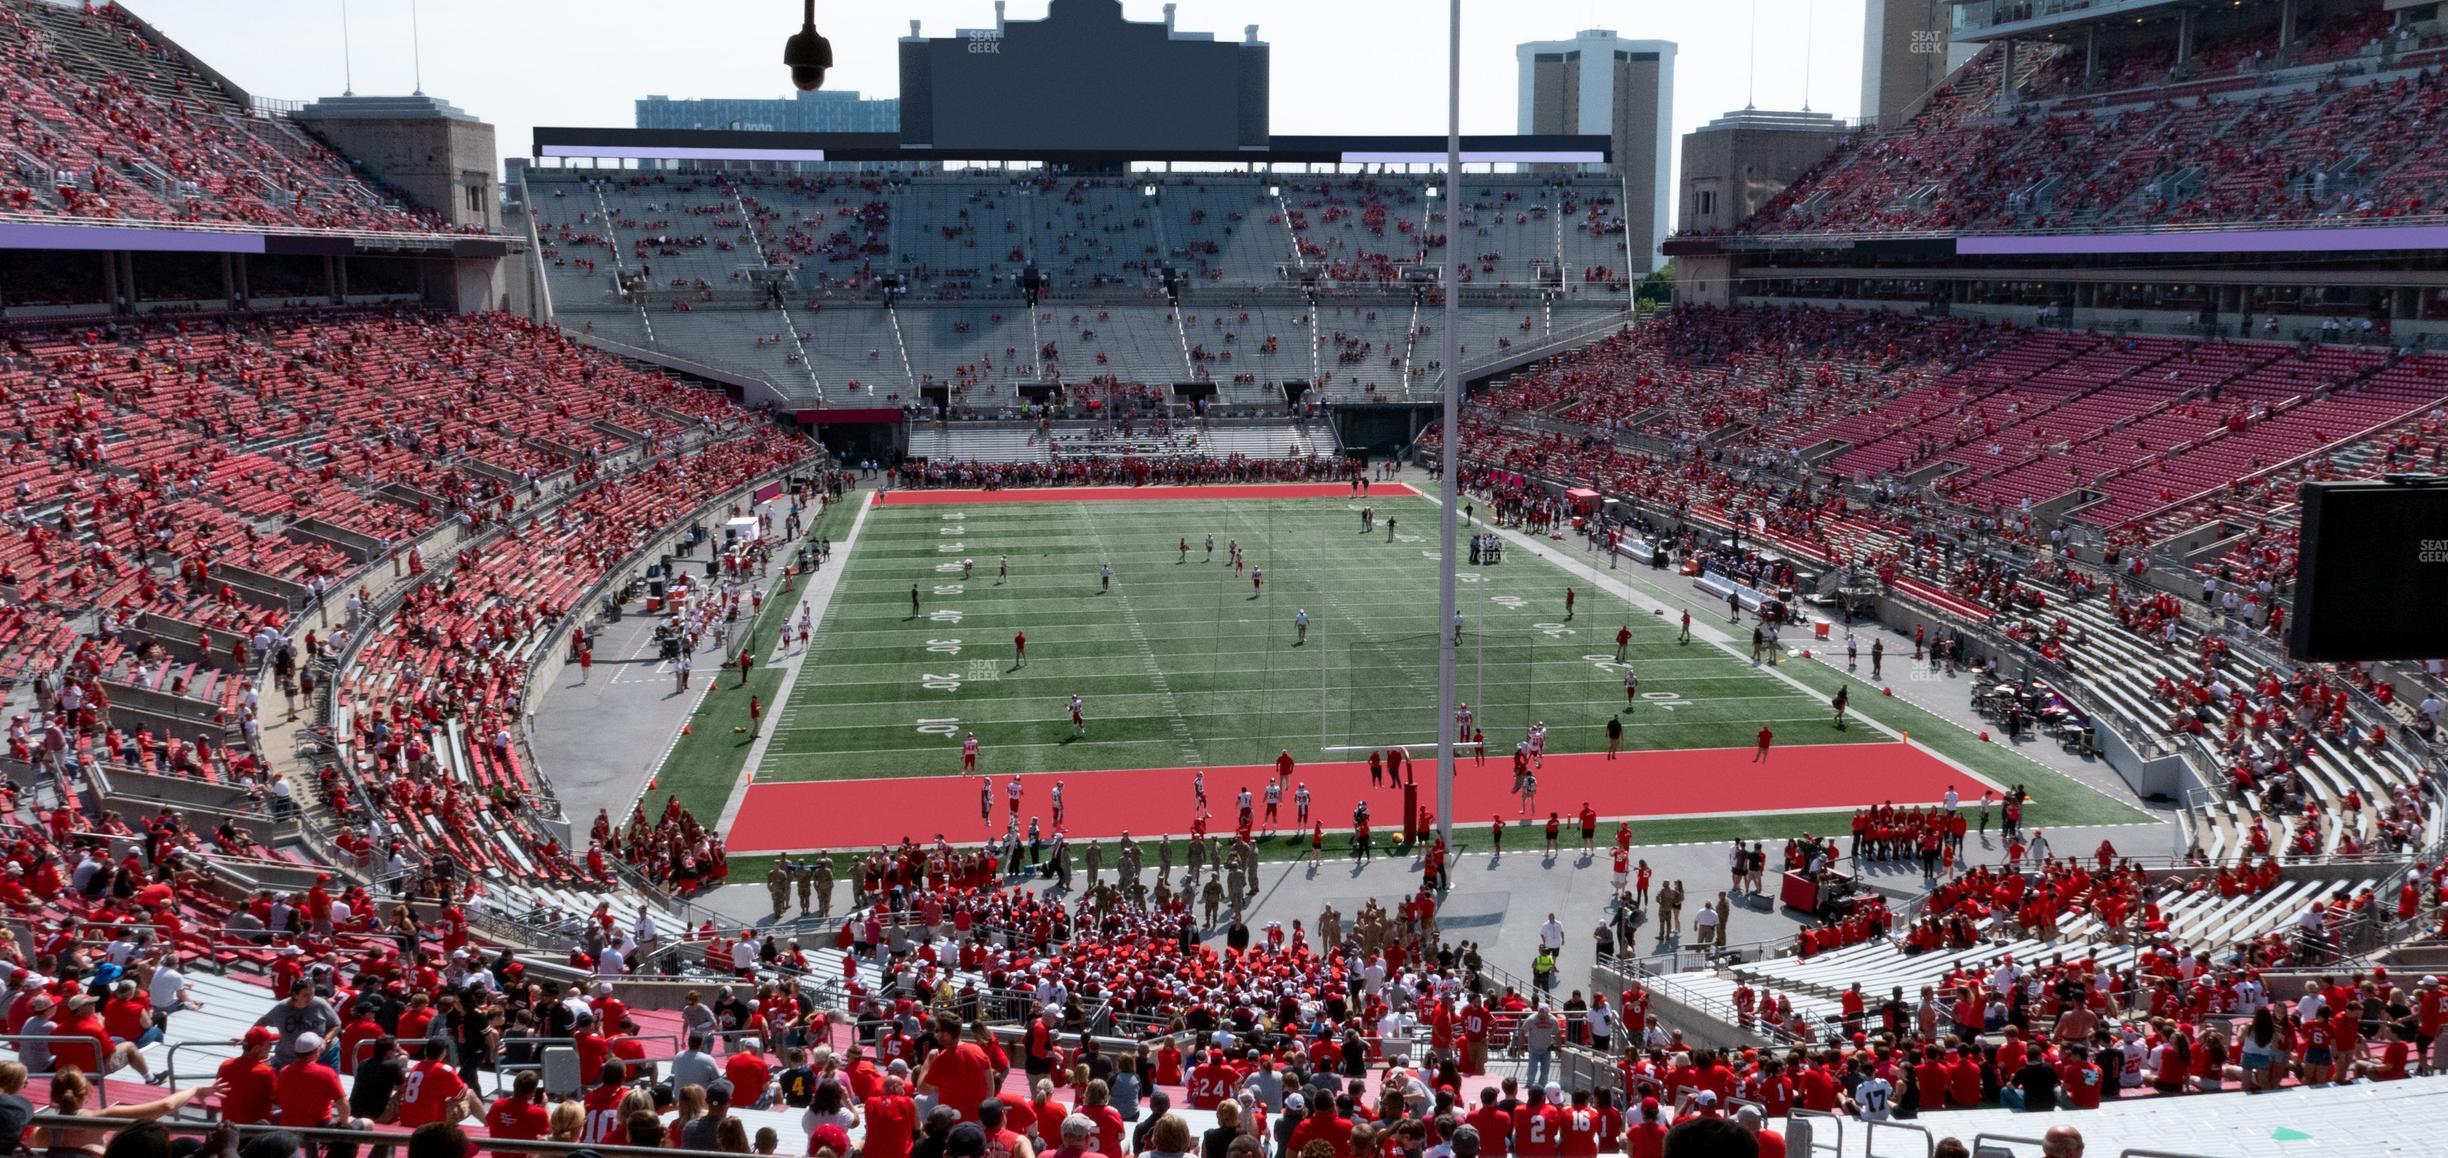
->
[125,0,1868,167]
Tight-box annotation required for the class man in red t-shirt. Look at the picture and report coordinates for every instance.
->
[865,1076,920,1158]
[724,1038,776,1108]
[1286,1096,1354,1158]
[1465,1088,1514,1158]
[397,1039,478,1127]
[275,1033,352,1129]
[215,1027,281,1125]
[486,1071,554,1157]
[1623,1099,1670,1158]
[919,1014,997,1124]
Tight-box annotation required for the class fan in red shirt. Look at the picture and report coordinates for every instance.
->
[486,1072,554,1157]
[1465,1089,1514,1158]
[275,1033,352,1129]
[1557,1091,1602,1158]
[579,1063,633,1143]
[215,1027,281,1125]
[1512,1089,1561,1158]
[919,1013,998,1124]
[865,1076,921,1158]
[397,1039,478,1127]
[1622,1098,1670,1158]
[1286,1099,1355,1158]
[1187,1050,1239,1110]
[724,1039,776,1105]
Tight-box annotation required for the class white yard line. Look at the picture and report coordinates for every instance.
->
[711,494,875,833]
[1433,499,2014,795]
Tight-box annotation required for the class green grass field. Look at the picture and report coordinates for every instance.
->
[643,487,2156,860]
[760,493,1884,781]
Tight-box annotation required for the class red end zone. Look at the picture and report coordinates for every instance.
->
[726,741,1979,852]
[876,483,1418,506]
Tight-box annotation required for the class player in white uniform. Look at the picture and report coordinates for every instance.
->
[1295,782,1312,825]
[962,731,980,772]
[1263,780,1283,831]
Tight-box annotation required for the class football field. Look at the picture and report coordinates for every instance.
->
[707,483,2085,853]
[762,485,1879,779]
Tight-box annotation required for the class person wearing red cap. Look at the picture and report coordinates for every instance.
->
[1622,1096,1668,1158]
[216,1026,280,1124]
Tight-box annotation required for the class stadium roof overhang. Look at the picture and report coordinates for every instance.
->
[1666,223,2448,260]
[0,218,504,257]
[529,127,1612,168]
[1949,0,2194,45]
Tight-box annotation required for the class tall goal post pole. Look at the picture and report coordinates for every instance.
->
[1435,0,1462,847]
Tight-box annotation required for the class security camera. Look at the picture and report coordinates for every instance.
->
[784,0,833,91]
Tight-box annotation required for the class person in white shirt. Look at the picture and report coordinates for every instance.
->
[633,907,661,949]
[1539,915,1566,953]
[147,954,197,1030]
[596,939,628,977]
[1853,1073,1894,1121]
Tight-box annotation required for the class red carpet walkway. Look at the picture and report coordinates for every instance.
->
[876,482,1417,506]
[726,741,1986,852]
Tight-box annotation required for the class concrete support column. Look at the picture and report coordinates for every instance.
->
[219,254,236,310]
[2178,9,2196,67]
[116,253,136,315]
[2085,26,2099,85]
[1998,39,2018,109]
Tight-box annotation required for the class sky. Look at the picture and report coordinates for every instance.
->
[124,0,1869,173]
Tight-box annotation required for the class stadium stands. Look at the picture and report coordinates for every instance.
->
[522,168,1637,409]
[0,0,448,233]
[1724,21,2448,237]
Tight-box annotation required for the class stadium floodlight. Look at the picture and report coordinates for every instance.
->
[1267,185,1280,197]
[1142,184,1158,197]
[784,0,834,91]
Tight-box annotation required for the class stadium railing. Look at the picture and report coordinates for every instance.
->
[1866,1119,1936,1158]
[27,1115,719,1158]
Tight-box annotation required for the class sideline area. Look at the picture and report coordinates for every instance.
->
[724,739,1982,851]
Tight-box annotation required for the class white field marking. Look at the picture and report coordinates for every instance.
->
[1410,492,2012,798]
[1076,509,1203,763]
[709,492,874,833]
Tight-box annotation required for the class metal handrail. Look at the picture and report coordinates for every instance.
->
[1867,1119,1936,1158]
[1971,1133,2047,1157]
[23,1112,726,1158]
[0,1033,138,1096]
[1789,1107,1845,1158]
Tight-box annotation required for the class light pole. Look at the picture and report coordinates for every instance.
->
[1435,0,1462,846]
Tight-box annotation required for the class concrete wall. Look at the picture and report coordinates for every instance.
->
[1861,0,1976,127]
[294,114,499,232]
[1677,126,1844,235]
[1674,254,1736,308]
[1613,51,1673,271]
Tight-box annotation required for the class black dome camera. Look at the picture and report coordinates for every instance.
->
[784,0,833,91]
